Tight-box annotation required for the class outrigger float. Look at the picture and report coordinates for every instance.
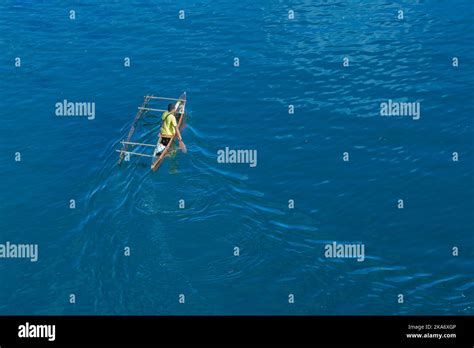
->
[117,92,186,172]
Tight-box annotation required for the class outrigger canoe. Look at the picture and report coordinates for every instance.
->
[117,92,187,172]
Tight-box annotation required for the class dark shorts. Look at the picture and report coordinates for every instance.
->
[161,137,171,146]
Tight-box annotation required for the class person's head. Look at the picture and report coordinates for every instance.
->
[168,103,175,112]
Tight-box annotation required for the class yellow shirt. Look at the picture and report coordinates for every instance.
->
[160,111,177,137]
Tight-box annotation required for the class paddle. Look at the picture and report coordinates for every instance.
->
[179,140,187,153]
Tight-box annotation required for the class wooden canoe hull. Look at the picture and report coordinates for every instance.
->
[151,92,186,172]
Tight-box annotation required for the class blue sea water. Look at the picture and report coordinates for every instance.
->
[0,0,473,315]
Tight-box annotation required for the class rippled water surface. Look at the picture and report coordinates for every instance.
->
[0,0,473,315]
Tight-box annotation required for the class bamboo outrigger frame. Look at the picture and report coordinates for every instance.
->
[117,92,187,172]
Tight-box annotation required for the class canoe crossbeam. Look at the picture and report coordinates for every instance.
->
[145,96,186,102]
[138,107,168,112]
[116,150,154,158]
[120,140,156,148]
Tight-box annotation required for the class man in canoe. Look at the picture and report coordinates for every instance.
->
[158,103,186,152]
